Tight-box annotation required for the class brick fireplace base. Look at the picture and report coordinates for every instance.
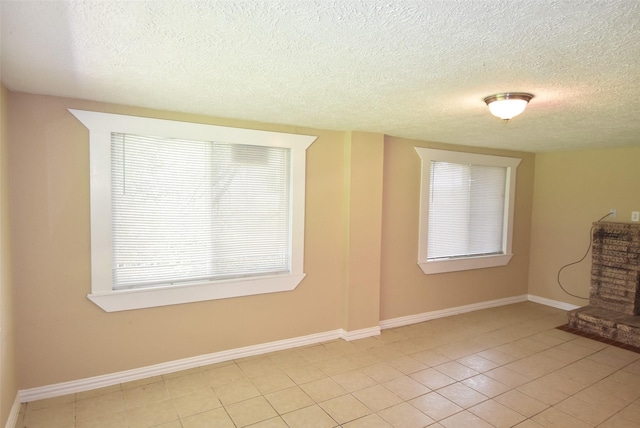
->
[567,305,640,348]
[567,222,640,348]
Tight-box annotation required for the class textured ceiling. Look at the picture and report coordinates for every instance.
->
[2,0,640,152]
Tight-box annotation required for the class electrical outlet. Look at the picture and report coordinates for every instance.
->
[610,208,617,218]
[632,211,640,222]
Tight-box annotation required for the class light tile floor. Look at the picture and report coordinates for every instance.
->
[17,302,640,427]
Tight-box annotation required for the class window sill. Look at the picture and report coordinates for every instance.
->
[417,254,513,275]
[88,273,306,312]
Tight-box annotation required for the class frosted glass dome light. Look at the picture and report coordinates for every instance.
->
[484,93,534,121]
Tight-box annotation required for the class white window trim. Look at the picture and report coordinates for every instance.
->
[70,109,316,312]
[415,148,520,275]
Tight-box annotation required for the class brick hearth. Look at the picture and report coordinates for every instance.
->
[567,222,640,347]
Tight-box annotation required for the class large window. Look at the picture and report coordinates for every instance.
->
[415,148,520,274]
[71,110,315,311]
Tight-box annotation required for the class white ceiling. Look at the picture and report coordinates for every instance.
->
[2,0,640,152]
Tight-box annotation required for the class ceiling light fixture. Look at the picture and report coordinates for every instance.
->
[484,92,534,121]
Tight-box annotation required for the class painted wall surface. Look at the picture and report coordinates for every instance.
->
[528,147,640,306]
[379,136,535,321]
[342,132,384,332]
[0,84,18,425]
[8,92,357,389]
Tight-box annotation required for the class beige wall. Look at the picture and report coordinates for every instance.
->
[1,84,18,424]
[380,136,535,321]
[528,147,640,306]
[7,90,539,392]
[9,92,371,389]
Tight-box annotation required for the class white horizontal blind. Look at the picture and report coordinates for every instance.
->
[111,133,291,290]
[427,161,506,260]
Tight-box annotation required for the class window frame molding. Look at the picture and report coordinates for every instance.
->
[414,147,520,275]
[70,109,316,312]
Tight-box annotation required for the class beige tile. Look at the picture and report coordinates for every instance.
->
[345,351,383,368]
[332,369,377,392]
[151,421,182,428]
[541,346,584,364]
[161,366,202,380]
[462,374,511,398]
[121,375,164,390]
[469,399,526,428]
[76,384,123,400]
[517,379,569,406]
[598,412,640,428]
[315,356,358,376]
[409,392,462,421]
[226,396,278,427]
[535,371,585,396]
[25,394,75,411]
[126,399,178,428]
[531,407,592,428]
[214,378,261,405]
[267,349,310,368]
[362,362,404,382]
[477,348,519,365]
[324,339,359,355]
[283,363,327,384]
[300,377,348,402]
[410,350,451,367]
[237,356,282,377]
[387,356,428,375]
[75,411,128,428]
[455,354,499,373]
[377,402,434,428]
[439,410,493,428]
[437,383,488,408]
[572,383,628,410]
[506,354,566,380]
[352,384,402,412]
[435,361,479,381]
[435,342,486,360]
[265,386,314,414]
[251,371,296,394]
[281,404,338,428]
[617,402,640,422]
[342,413,392,427]
[494,390,548,418]
[409,368,456,390]
[164,372,209,397]
[555,395,622,426]
[369,345,406,361]
[202,364,247,387]
[622,358,640,376]
[319,394,371,424]
[248,416,290,428]
[123,381,170,408]
[513,419,546,427]
[181,407,235,428]
[23,402,76,428]
[172,387,221,418]
[75,391,125,421]
[484,366,531,388]
[383,376,430,400]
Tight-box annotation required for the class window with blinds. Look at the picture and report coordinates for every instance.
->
[415,147,520,275]
[70,109,315,311]
[111,133,291,290]
[427,161,506,260]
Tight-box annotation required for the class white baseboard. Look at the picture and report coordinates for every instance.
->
[527,294,581,311]
[18,325,380,403]
[380,294,529,330]
[341,326,381,341]
[4,393,20,428]
[18,295,573,404]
